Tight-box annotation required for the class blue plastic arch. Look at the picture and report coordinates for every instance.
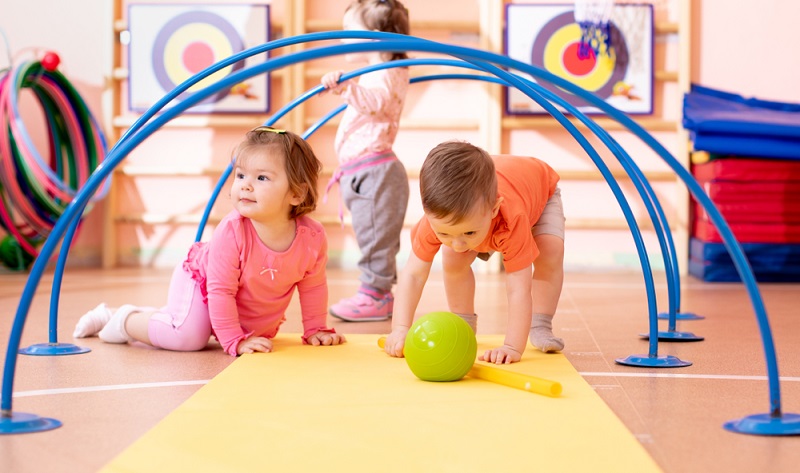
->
[196,57,688,362]
[2,32,797,436]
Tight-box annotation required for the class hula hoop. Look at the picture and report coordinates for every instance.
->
[0,54,108,264]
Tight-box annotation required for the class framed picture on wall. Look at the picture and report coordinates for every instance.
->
[127,3,270,114]
[504,3,654,115]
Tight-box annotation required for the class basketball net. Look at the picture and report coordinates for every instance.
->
[573,0,615,59]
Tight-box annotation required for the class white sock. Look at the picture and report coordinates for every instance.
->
[529,313,564,353]
[73,303,113,338]
[455,312,478,333]
[98,305,139,344]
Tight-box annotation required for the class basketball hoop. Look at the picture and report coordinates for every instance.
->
[573,0,615,59]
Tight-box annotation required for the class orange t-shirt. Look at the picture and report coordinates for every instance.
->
[412,155,560,273]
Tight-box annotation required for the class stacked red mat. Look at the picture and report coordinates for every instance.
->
[689,153,800,281]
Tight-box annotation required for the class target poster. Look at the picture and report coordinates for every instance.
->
[128,3,270,114]
[505,3,653,115]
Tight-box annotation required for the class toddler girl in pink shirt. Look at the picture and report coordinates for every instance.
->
[74,127,346,356]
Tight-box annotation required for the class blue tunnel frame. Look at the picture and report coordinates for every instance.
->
[204,57,696,341]
[198,57,696,350]
[2,31,798,436]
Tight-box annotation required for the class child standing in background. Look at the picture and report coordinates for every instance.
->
[384,140,566,364]
[321,0,411,322]
[74,127,345,356]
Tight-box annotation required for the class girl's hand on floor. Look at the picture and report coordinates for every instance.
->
[308,331,347,346]
[237,336,273,355]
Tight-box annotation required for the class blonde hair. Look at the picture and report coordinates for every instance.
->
[419,141,497,223]
[233,127,322,219]
[347,0,410,61]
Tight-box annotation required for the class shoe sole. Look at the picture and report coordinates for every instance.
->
[329,311,392,322]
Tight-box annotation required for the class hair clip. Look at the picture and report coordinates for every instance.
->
[254,125,286,134]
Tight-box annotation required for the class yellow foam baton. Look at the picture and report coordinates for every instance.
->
[378,336,562,397]
[469,363,562,397]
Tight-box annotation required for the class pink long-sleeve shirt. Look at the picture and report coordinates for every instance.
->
[334,67,409,164]
[183,210,331,356]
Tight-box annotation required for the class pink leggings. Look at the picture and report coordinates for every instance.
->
[147,264,212,351]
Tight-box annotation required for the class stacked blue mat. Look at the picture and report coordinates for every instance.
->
[684,85,800,160]
[683,85,800,282]
[688,239,800,283]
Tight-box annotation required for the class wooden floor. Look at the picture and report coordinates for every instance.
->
[1,267,799,472]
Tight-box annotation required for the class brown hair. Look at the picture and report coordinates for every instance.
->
[347,0,410,61]
[233,126,322,219]
[419,140,497,223]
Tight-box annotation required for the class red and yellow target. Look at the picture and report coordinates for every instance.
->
[531,11,628,107]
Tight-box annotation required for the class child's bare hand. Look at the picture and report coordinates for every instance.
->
[237,336,273,355]
[307,331,347,346]
[384,329,408,357]
[479,345,522,364]
[321,71,346,94]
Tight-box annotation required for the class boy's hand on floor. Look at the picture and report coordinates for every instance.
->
[384,329,408,357]
[479,345,522,364]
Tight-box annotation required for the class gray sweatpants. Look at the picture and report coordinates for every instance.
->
[340,158,409,291]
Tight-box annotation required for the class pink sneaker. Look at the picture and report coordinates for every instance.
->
[329,292,393,322]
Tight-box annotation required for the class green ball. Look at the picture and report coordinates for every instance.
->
[404,311,478,382]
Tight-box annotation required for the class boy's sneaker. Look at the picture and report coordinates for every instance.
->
[329,292,393,322]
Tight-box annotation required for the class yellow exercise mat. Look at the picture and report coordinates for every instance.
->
[102,334,661,472]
